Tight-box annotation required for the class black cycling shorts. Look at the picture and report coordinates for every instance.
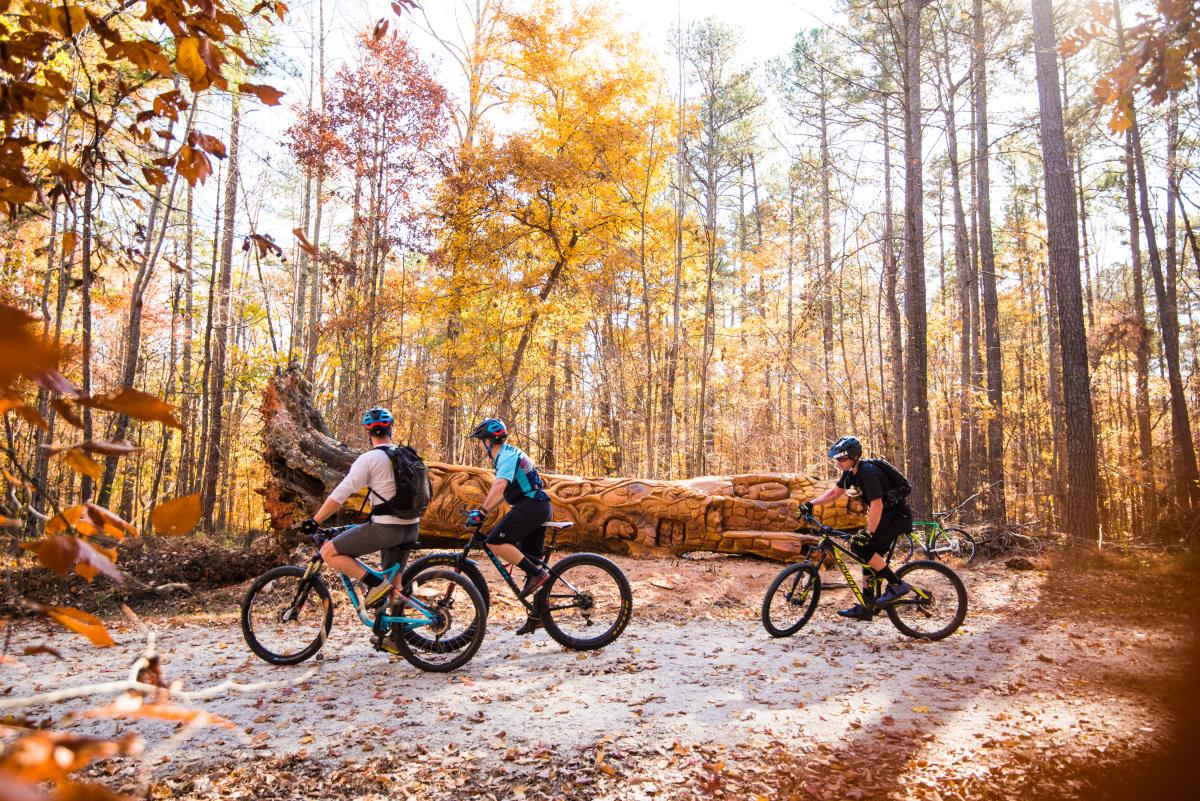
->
[850,507,913,562]
[485,499,552,559]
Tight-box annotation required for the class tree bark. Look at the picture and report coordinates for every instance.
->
[1032,0,1101,543]
[1116,1,1200,514]
[1124,130,1155,534]
[201,95,241,531]
[973,0,1006,521]
[902,0,932,515]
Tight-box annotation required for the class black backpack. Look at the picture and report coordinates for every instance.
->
[863,458,911,506]
[368,445,432,519]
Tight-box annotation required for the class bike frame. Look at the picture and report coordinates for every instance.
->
[300,533,441,634]
[802,514,930,610]
[454,524,561,614]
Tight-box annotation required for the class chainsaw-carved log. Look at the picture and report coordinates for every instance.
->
[260,367,865,561]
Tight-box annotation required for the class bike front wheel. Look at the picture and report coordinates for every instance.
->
[240,565,334,665]
[761,562,821,637]
[885,560,967,641]
[535,553,633,651]
[389,569,487,673]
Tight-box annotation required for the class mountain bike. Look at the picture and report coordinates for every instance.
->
[240,527,487,672]
[761,511,968,641]
[897,514,976,564]
[400,520,633,651]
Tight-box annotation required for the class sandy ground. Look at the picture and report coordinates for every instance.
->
[1,550,1194,800]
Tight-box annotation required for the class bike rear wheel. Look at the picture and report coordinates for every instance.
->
[240,565,333,665]
[535,553,632,651]
[389,569,487,672]
[896,533,917,564]
[885,560,967,641]
[761,562,821,637]
[400,554,490,653]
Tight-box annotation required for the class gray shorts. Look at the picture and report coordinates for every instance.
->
[331,522,419,569]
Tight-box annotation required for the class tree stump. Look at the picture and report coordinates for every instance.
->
[259,366,865,561]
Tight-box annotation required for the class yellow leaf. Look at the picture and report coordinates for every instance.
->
[150,493,202,535]
[912,706,929,713]
[62,448,102,480]
[175,37,207,87]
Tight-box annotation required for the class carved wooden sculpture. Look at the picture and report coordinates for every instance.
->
[260,367,865,561]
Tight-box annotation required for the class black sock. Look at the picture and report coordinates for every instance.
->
[517,556,541,577]
[879,566,900,585]
[361,573,383,588]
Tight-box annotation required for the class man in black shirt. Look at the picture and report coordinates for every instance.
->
[800,435,913,620]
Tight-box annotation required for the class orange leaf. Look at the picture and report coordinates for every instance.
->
[84,503,137,540]
[142,166,168,187]
[150,493,202,535]
[62,448,103,480]
[293,227,318,256]
[61,231,78,255]
[21,644,63,659]
[0,515,22,528]
[23,536,122,583]
[0,306,62,391]
[239,82,284,106]
[373,18,389,40]
[187,130,227,158]
[51,397,83,428]
[79,388,182,428]
[85,693,237,729]
[45,504,86,535]
[0,729,140,781]
[46,605,116,647]
[13,404,48,431]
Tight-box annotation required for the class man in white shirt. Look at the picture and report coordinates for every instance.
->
[301,407,419,609]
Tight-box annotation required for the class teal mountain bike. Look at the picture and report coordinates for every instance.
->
[240,527,487,672]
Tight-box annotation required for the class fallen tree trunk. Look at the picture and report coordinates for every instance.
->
[259,367,865,561]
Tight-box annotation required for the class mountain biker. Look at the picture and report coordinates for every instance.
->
[301,407,420,610]
[799,435,913,620]
[466,417,552,635]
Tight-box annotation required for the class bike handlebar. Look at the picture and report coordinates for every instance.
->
[799,511,855,540]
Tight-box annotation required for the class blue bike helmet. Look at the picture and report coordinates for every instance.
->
[362,407,394,433]
[469,417,508,443]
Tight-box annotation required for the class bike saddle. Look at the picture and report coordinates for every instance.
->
[544,521,573,530]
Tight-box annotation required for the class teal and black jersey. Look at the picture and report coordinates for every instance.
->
[492,443,549,505]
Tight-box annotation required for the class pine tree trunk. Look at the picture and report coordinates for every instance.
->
[1124,130,1155,534]
[1115,1,1200,514]
[1031,0,1101,543]
[902,0,932,515]
[201,95,241,531]
[973,0,1006,521]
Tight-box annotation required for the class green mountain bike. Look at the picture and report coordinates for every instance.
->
[761,511,968,641]
[897,514,976,564]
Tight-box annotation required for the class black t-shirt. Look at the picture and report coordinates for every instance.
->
[837,462,909,512]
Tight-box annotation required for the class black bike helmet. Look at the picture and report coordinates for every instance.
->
[468,417,508,443]
[827,435,862,461]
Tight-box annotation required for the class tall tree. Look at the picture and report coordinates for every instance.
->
[1031,0,1101,543]
[973,0,1006,521]
[1115,0,1200,515]
[201,95,241,531]
[902,0,932,514]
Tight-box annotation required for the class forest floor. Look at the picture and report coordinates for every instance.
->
[2,545,1198,801]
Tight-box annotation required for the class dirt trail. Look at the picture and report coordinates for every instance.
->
[2,552,1193,800]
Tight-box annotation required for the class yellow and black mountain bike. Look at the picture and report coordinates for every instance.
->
[761,511,968,641]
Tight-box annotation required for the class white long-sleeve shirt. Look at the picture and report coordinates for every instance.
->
[329,447,418,525]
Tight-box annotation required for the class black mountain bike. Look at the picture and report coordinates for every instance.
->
[240,528,487,672]
[761,511,968,641]
[401,521,633,651]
